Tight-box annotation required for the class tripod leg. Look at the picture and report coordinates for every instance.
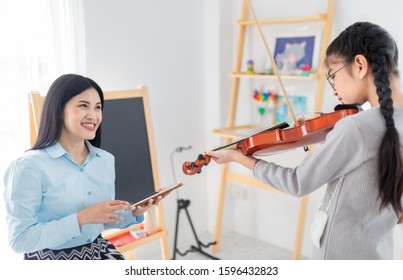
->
[183,201,220,260]
[172,199,219,260]
[183,206,203,250]
[172,199,182,260]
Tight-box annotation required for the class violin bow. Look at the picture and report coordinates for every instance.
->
[245,0,298,125]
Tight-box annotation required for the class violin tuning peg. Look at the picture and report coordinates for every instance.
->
[197,154,204,161]
[197,169,202,174]
[190,162,195,169]
[204,163,209,166]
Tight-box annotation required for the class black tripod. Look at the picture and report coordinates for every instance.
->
[170,146,219,260]
[172,198,219,260]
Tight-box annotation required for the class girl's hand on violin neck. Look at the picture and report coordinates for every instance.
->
[77,200,135,225]
[205,149,241,164]
[205,149,257,170]
[295,117,306,126]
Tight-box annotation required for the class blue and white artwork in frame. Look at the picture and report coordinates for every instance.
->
[273,36,315,75]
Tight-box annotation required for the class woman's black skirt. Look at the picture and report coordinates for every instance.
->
[23,235,125,260]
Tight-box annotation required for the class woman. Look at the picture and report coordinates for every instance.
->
[206,22,403,259]
[3,74,159,259]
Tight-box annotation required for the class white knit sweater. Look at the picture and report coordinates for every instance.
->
[254,107,403,259]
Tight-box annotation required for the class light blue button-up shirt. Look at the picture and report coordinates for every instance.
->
[3,141,144,254]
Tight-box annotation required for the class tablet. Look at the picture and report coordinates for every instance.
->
[130,182,184,207]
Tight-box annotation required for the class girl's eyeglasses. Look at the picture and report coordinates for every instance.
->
[325,64,349,91]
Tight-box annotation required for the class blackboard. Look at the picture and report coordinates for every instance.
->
[100,89,158,204]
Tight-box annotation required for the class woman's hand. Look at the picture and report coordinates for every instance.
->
[77,200,134,225]
[132,188,167,216]
[132,199,157,216]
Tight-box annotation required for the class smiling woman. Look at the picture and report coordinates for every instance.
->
[3,74,160,260]
[58,88,103,159]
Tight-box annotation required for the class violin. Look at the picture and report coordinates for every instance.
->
[182,104,362,175]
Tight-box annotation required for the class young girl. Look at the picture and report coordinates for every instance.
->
[206,22,403,259]
[3,74,160,260]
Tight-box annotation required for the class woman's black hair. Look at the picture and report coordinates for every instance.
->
[32,74,104,150]
[326,22,402,215]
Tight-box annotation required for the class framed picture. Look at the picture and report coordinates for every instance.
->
[273,36,315,75]
[255,23,323,75]
[275,95,307,124]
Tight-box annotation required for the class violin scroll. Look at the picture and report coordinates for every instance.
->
[182,153,212,175]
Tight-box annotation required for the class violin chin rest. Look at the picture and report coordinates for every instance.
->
[334,103,363,111]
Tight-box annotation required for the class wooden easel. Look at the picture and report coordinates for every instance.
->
[211,0,336,259]
[28,86,170,259]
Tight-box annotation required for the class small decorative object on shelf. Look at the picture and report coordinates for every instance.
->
[253,88,277,127]
[265,67,274,75]
[300,64,312,77]
[104,225,155,249]
[130,228,148,240]
[247,59,254,74]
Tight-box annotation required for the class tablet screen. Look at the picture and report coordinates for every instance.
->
[130,182,184,207]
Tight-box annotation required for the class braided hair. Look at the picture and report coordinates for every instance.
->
[326,22,402,216]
